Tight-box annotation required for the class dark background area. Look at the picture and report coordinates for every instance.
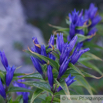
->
[21,0,103,43]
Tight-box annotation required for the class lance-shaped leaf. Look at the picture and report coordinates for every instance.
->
[76,34,94,42]
[69,63,85,77]
[79,52,103,61]
[55,79,70,99]
[0,71,5,83]
[25,50,59,71]
[22,81,52,94]
[21,73,43,80]
[80,61,102,75]
[75,75,94,95]
[30,88,44,103]
[84,42,103,50]
[8,87,32,93]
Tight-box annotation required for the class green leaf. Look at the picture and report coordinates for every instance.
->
[13,73,26,81]
[55,79,70,98]
[84,42,103,50]
[54,90,65,95]
[82,71,103,79]
[0,71,5,83]
[46,96,60,102]
[51,51,60,59]
[69,63,85,77]
[79,52,103,61]
[80,61,103,75]
[30,88,44,103]
[48,24,69,35]
[75,75,93,95]
[15,95,22,101]
[22,81,52,94]
[14,73,25,77]
[63,69,94,95]
[76,34,93,42]
[21,73,43,80]
[76,20,91,30]
[25,50,59,71]
[9,99,19,103]
[8,87,32,93]
[48,24,67,30]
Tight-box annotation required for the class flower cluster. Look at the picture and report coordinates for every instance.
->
[68,9,86,41]
[0,51,16,99]
[30,33,89,93]
[67,3,101,42]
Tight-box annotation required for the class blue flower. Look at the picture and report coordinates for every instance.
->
[0,51,8,70]
[49,53,55,61]
[0,51,16,87]
[13,77,29,103]
[57,74,76,92]
[60,36,78,65]
[86,27,97,41]
[57,57,70,80]
[41,45,47,64]
[56,33,64,53]
[47,65,54,88]
[84,3,101,29]
[31,37,48,64]
[48,35,54,46]
[30,56,43,75]
[31,37,41,54]
[6,66,16,86]
[0,79,6,99]
[70,43,90,64]
[41,45,47,57]
[56,36,89,80]
[68,9,86,41]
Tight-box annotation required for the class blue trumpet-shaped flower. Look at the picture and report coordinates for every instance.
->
[0,51,8,70]
[6,66,16,86]
[41,45,47,64]
[47,65,54,88]
[57,74,76,91]
[49,35,54,46]
[13,77,29,103]
[60,35,77,65]
[65,74,76,86]
[56,35,89,80]
[84,3,101,29]
[41,45,47,57]
[57,57,70,80]
[86,27,97,41]
[31,37,47,64]
[0,51,16,87]
[31,37,41,54]
[70,43,90,64]
[56,33,64,53]
[87,27,97,36]
[30,56,43,75]
[0,79,6,99]
[68,9,86,41]
[49,53,55,61]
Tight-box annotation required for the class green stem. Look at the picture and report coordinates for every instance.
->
[51,95,54,103]
[51,84,57,103]
[5,86,9,103]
